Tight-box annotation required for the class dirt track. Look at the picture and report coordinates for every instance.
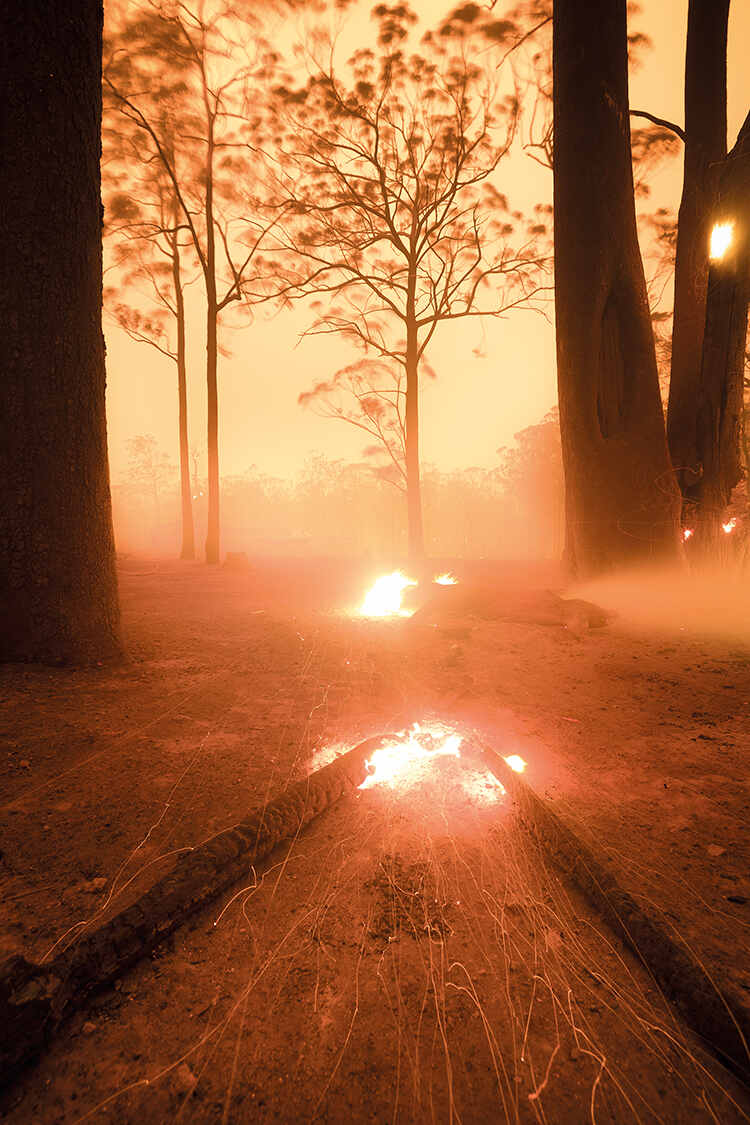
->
[1,557,749,1121]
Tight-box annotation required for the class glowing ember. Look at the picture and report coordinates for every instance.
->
[360,571,417,617]
[359,722,462,789]
[709,222,733,260]
[503,754,527,773]
[722,517,737,534]
[434,572,458,585]
[683,528,694,541]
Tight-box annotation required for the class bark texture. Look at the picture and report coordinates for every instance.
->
[553,0,681,576]
[173,232,195,561]
[666,0,730,495]
[0,0,121,662]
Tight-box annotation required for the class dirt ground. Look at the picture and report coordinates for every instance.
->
[1,555,749,1122]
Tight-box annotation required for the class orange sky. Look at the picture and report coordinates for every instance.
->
[104,0,750,485]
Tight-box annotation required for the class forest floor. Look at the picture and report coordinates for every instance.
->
[1,555,749,1123]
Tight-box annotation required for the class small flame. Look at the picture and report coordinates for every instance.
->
[683,528,694,541]
[359,722,462,789]
[722,517,737,534]
[360,571,417,617]
[503,754,527,773]
[709,222,733,261]
[434,573,458,585]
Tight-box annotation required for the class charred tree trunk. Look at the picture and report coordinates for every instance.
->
[0,0,121,663]
[689,112,750,550]
[666,0,729,496]
[553,0,681,576]
[172,233,195,561]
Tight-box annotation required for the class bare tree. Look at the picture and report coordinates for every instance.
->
[105,0,282,563]
[0,0,121,662]
[267,2,549,560]
[103,133,198,560]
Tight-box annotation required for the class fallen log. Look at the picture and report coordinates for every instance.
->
[480,743,750,1083]
[0,734,391,1085]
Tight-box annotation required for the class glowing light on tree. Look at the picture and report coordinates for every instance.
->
[434,573,458,586]
[722,517,737,534]
[683,528,694,541]
[709,221,733,260]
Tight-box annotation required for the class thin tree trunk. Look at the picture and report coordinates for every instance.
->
[666,0,729,495]
[690,112,750,550]
[204,118,220,565]
[172,231,195,560]
[553,0,681,577]
[405,311,425,564]
[0,0,121,663]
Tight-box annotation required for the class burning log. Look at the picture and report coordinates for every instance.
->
[0,735,392,1085]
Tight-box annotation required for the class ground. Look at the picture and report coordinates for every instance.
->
[0,556,749,1122]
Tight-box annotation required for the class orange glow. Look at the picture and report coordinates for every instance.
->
[434,572,458,585]
[360,571,417,617]
[683,528,694,541]
[709,222,733,260]
[722,517,737,534]
[358,722,462,790]
[503,754,527,773]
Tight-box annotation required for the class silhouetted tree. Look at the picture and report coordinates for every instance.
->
[689,113,750,545]
[0,0,121,663]
[269,2,548,560]
[666,0,730,500]
[105,1,282,563]
[553,0,680,575]
[103,146,197,560]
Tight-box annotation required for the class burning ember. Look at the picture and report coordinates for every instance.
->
[360,571,417,617]
[358,722,462,790]
[503,754,527,773]
[434,572,458,585]
[722,517,737,534]
[709,221,733,261]
[683,528,694,541]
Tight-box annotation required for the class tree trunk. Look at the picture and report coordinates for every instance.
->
[553,0,681,577]
[689,112,750,550]
[204,119,220,565]
[405,313,425,564]
[0,0,121,663]
[172,233,195,561]
[666,0,729,495]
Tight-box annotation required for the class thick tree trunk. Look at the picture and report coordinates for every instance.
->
[0,0,121,663]
[666,0,729,495]
[553,0,681,577]
[405,316,425,564]
[172,237,195,561]
[689,112,750,549]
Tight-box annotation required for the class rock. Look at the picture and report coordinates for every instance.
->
[173,1062,196,1092]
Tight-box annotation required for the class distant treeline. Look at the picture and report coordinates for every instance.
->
[113,415,564,561]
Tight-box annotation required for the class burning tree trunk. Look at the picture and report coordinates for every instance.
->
[553,0,681,576]
[0,0,121,663]
[688,112,750,549]
[666,0,730,496]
